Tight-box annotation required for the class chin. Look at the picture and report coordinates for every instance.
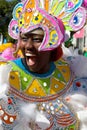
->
[28,65,39,73]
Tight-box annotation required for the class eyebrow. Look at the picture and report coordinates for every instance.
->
[20,33,44,38]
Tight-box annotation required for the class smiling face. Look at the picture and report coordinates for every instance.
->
[20,28,52,74]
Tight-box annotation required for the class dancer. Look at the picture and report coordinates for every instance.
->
[0,0,87,129]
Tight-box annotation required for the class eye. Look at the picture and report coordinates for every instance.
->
[32,38,43,43]
[21,37,28,42]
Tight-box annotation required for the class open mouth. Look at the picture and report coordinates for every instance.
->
[25,53,37,66]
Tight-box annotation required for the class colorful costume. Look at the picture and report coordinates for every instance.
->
[0,47,16,61]
[0,57,87,130]
[8,0,86,51]
[0,0,87,130]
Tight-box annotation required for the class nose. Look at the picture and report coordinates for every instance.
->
[25,38,34,49]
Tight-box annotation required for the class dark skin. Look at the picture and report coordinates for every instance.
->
[19,31,52,74]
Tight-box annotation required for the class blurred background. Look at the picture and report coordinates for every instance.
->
[0,0,20,43]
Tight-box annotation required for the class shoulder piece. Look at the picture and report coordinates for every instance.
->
[9,59,74,102]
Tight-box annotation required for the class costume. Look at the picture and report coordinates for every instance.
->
[0,58,79,129]
[0,0,87,130]
[8,0,86,51]
[0,47,16,61]
[0,56,87,130]
[0,44,23,61]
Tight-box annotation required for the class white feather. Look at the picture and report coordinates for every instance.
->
[77,110,87,130]
[69,55,87,77]
[13,123,31,130]
[21,103,37,122]
[20,103,50,129]
[65,93,87,130]
[0,126,3,130]
[62,44,79,58]
[0,64,12,99]
[0,119,3,130]
[62,45,87,77]
[65,94,87,110]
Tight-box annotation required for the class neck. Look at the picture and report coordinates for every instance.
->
[36,63,50,74]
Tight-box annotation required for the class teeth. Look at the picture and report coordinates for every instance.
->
[25,53,36,56]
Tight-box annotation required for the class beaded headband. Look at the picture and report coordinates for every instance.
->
[8,0,86,51]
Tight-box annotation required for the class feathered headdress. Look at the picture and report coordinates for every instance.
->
[8,0,86,51]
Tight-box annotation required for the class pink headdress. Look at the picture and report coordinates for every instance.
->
[8,0,86,51]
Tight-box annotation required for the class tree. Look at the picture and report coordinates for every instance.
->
[0,0,18,43]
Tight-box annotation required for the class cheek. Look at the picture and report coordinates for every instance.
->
[19,43,25,55]
[34,43,41,50]
[39,52,51,61]
[20,41,25,49]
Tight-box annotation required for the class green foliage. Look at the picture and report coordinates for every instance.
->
[0,0,18,42]
[65,37,73,48]
[64,32,75,48]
